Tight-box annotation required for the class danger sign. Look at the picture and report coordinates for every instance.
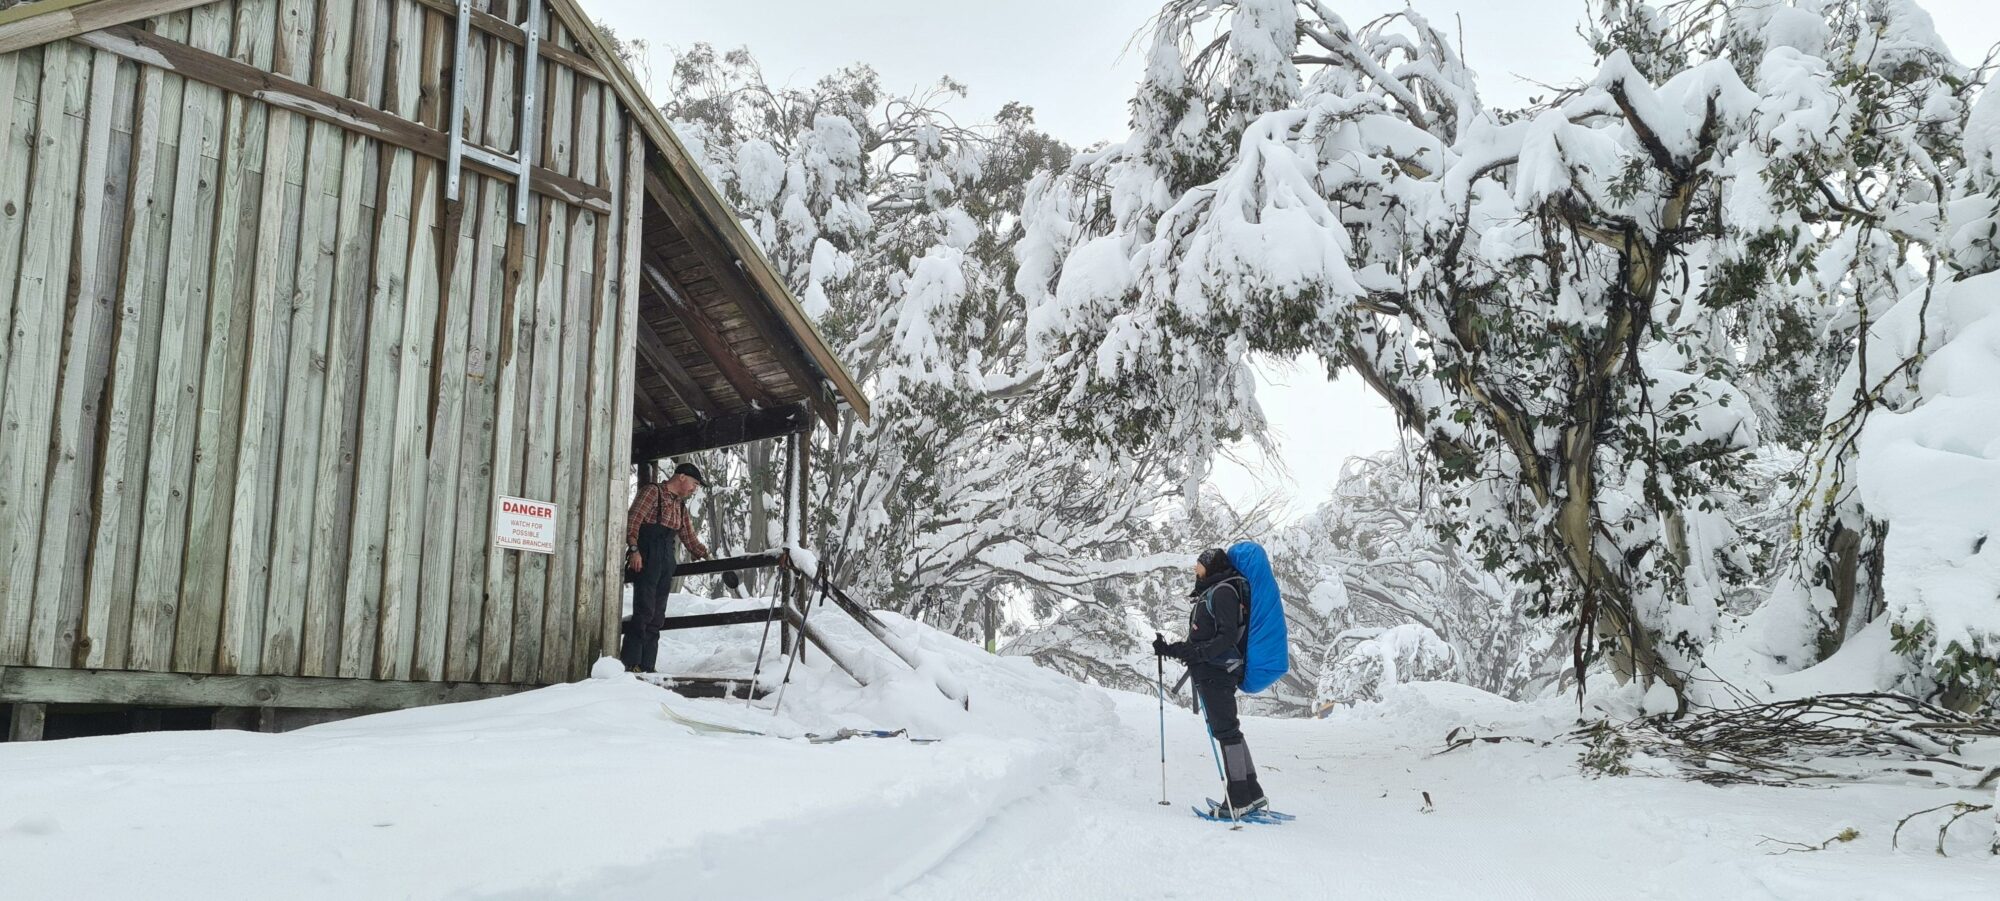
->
[494,495,558,554]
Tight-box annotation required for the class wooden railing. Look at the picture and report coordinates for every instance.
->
[656,550,968,709]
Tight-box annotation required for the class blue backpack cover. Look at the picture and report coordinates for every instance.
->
[1227,540,1289,694]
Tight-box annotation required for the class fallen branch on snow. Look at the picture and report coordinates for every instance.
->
[1433,726,1553,757]
[1891,801,1996,857]
[1756,827,1860,855]
[1567,693,2000,789]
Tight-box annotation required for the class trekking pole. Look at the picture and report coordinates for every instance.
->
[1193,688,1224,782]
[743,571,781,708]
[1155,652,1170,807]
[771,560,826,717]
[1194,691,1242,827]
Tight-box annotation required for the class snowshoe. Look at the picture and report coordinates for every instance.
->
[1193,797,1293,825]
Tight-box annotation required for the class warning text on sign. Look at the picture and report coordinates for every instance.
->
[495,495,558,554]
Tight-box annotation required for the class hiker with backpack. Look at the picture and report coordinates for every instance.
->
[1154,546,1275,819]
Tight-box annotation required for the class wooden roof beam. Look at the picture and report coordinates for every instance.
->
[630,377,673,433]
[637,254,779,410]
[548,0,869,424]
[633,315,723,419]
[641,163,838,427]
[631,403,811,460]
[0,0,214,55]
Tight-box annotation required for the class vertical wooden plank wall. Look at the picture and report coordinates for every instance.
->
[605,110,639,666]
[262,0,341,674]
[0,0,632,686]
[474,0,523,683]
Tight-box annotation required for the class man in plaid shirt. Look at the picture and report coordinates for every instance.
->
[619,461,712,673]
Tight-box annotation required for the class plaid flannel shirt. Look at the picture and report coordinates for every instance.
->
[626,483,708,560]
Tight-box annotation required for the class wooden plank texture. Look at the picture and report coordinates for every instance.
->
[633,404,813,460]
[605,115,642,660]
[129,5,232,671]
[476,190,530,683]
[73,24,611,211]
[32,47,124,667]
[1,40,87,666]
[447,168,509,681]
[338,0,418,680]
[550,0,867,423]
[0,49,38,461]
[220,0,310,674]
[572,84,618,675]
[0,0,674,686]
[0,664,539,708]
[7,699,45,741]
[508,197,562,683]
[83,42,170,671]
[416,165,478,681]
[536,58,585,683]
[262,0,352,674]
[373,0,439,681]
[0,0,218,56]
[174,0,277,673]
[390,0,605,83]
[301,0,383,678]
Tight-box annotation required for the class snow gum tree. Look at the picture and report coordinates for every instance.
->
[647,45,1193,643]
[1275,453,1566,704]
[1787,81,2000,711]
[1017,0,1987,710]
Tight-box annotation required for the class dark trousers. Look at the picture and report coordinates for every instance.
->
[619,524,677,673]
[1192,662,1266,807]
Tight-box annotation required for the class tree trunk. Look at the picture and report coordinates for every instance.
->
[1817,521,1887,661]
[746,439,771,595]
[1554,397,1688,706]
[1820,525,1863,661]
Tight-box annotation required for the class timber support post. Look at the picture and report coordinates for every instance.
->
[8,701,46,741]
[794,421,814,662]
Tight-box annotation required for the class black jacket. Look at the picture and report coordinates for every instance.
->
[1185,573,1248,668]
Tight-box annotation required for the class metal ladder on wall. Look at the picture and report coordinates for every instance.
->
[445,0,541,223]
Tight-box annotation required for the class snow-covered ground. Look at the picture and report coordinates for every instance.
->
[3,595,1993,899]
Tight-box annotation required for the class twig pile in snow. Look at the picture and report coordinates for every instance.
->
[1573,693,2000,789]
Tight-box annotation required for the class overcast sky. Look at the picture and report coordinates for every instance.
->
[589,0,1999,521]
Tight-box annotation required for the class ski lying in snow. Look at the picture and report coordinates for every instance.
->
[1192,799,1295,825]
[661,705,938,745]
[805,728,940,745]
[659,703,766,736]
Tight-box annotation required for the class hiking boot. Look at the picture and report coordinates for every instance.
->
[1207,796,1270,819]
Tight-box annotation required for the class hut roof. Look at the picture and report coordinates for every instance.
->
[0,0,872,458]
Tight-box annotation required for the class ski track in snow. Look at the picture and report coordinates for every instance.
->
[901,688,1999,901]
[2,600,1995,900]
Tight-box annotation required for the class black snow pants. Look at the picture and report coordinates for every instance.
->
[619,523,677,673]
[1192,662,1266,808]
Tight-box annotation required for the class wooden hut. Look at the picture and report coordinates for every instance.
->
[0,0,872,740]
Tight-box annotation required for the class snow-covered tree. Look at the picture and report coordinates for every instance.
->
[1003,488,1282,699]
[1016,0,1989,710]
[1274,453,1565,702]
[650,45,1191,642]
[1315,623,1458,709]
[1777,125,2000,710]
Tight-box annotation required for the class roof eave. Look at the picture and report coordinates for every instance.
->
[0,0,873,425]
[549,0,872,425]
